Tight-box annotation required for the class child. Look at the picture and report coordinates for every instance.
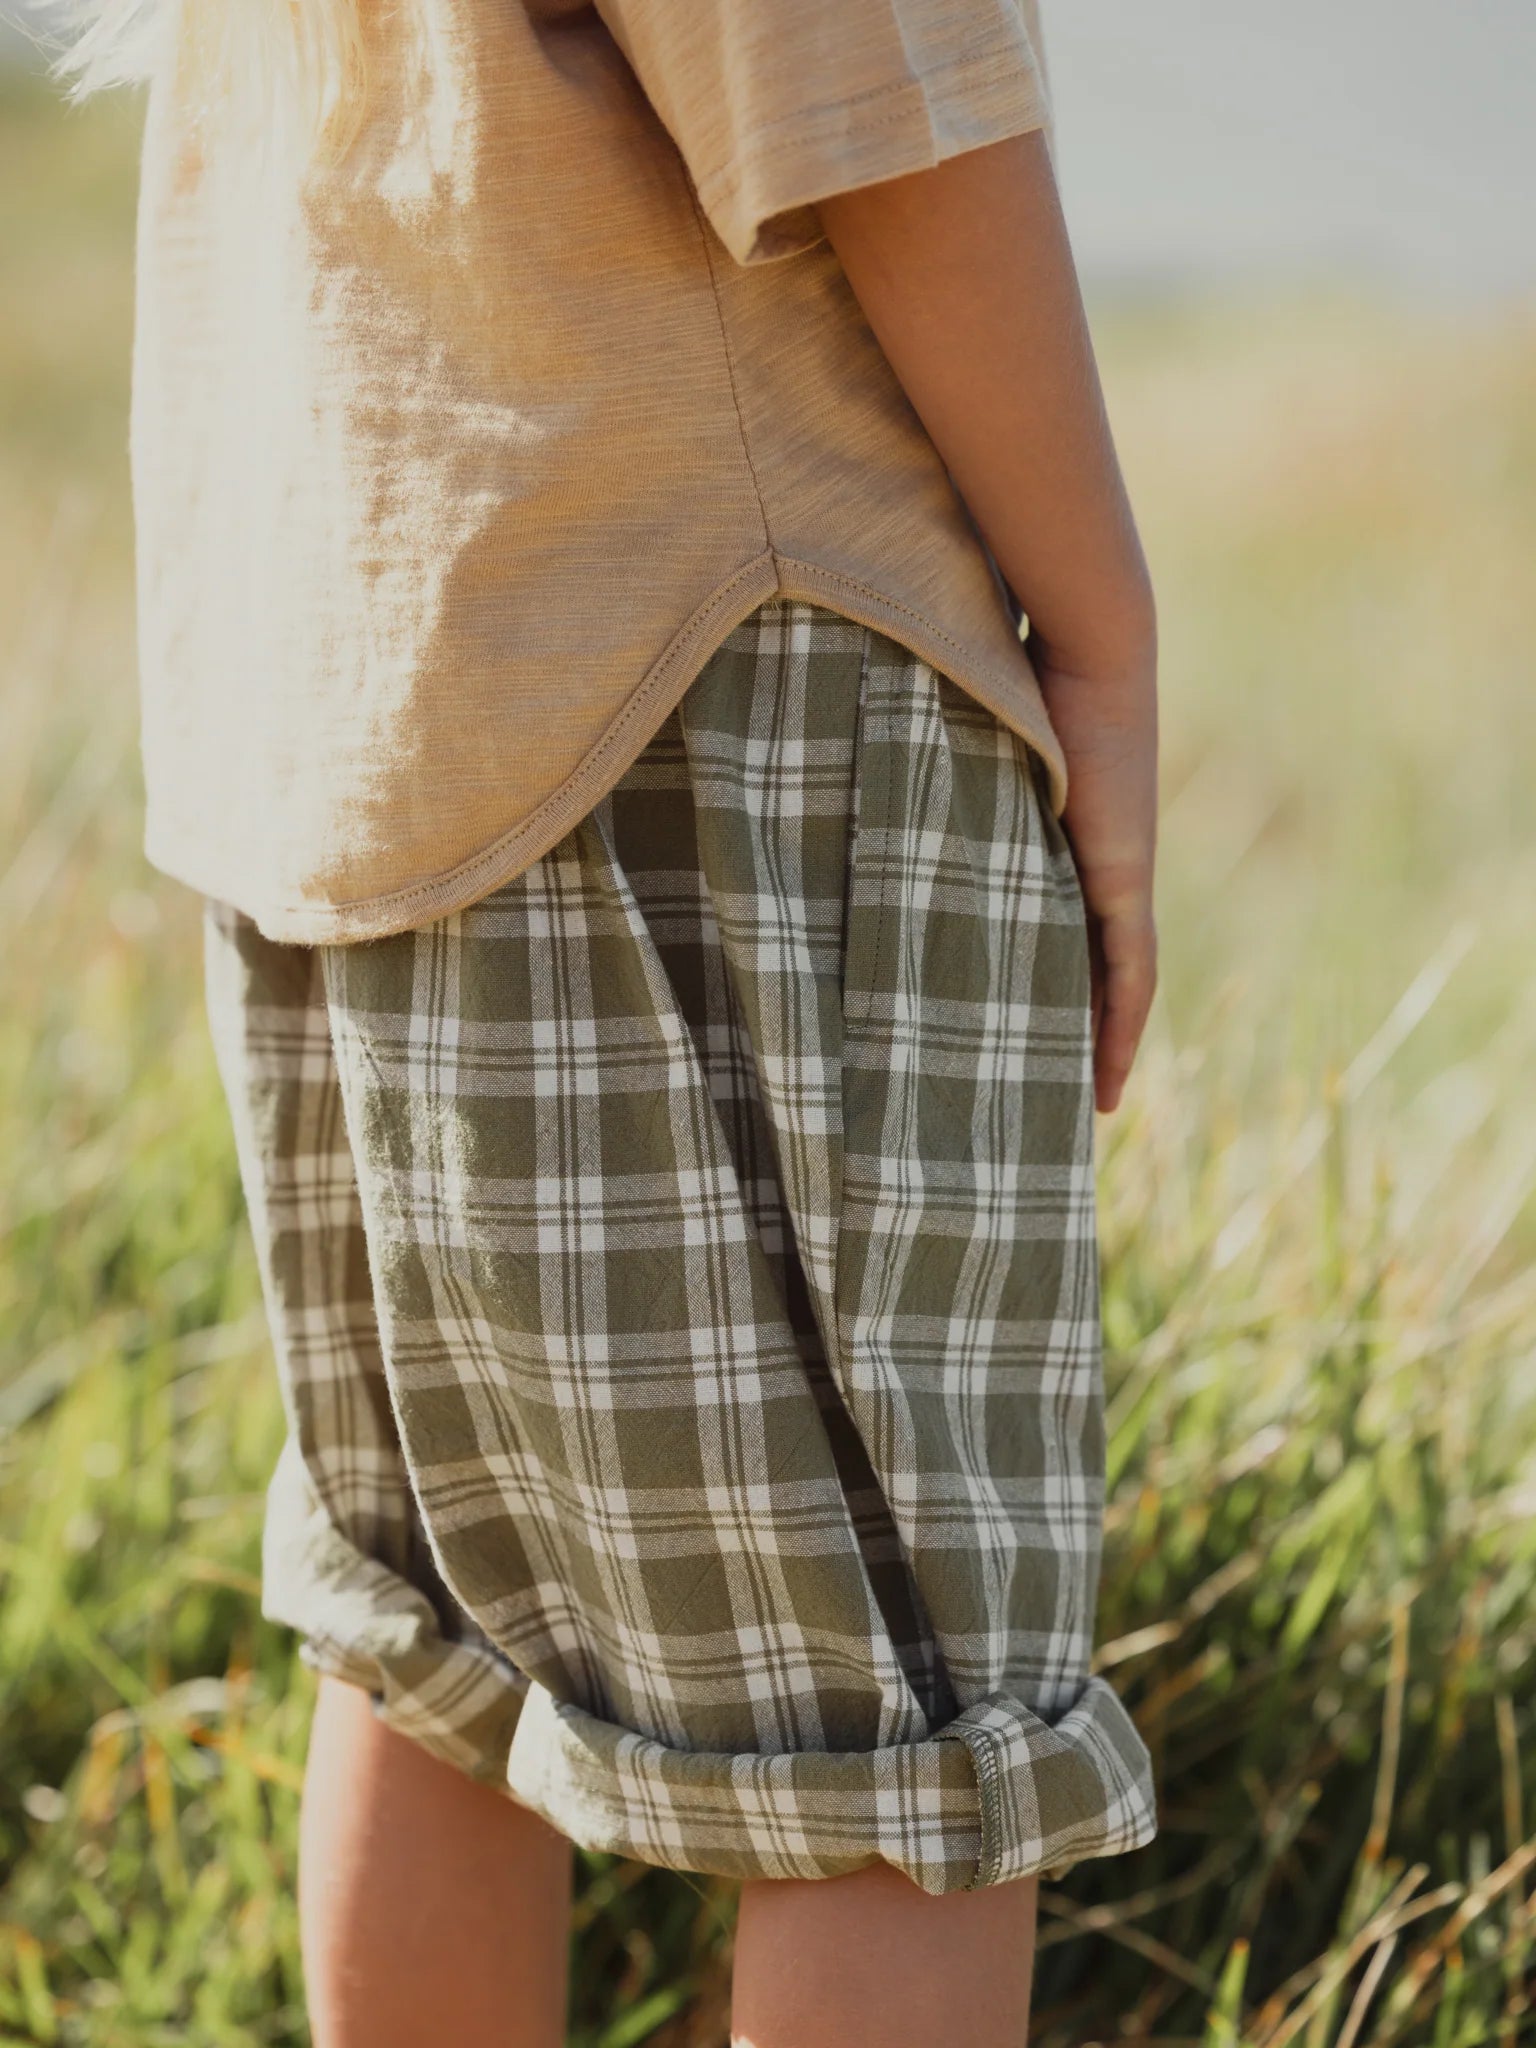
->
[64,0,1160,2037]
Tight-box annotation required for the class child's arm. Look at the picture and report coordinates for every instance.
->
[819,131,1158,1115]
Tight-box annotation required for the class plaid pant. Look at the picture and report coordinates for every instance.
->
[206,601,1156,1892]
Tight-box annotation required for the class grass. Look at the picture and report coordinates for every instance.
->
[1,62,1534,2048]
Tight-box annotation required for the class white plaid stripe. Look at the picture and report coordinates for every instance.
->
[206,600,1156,1890]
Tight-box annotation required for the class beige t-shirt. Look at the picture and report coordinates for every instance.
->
[132,0,1065,943]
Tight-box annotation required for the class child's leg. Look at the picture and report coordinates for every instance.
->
[731,1864,1039,2048]
[299,1677,573,2048]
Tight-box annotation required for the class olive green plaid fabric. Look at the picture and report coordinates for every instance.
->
[206,600,1156,1892]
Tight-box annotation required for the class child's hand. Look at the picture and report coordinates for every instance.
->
[1033,644,1159,1116]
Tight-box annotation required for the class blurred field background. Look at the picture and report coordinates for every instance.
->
[2,42,1535,2048]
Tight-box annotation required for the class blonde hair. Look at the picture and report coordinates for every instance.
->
[46,0,370,157]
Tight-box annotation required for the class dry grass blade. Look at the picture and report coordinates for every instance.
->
[1364,1600,1411,1870]
[1250,1869,1447,2048]
[1212,923,1477,1271]
[1334,1932,1398,2048]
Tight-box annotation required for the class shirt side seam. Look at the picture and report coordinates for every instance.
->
[685,186,774,556]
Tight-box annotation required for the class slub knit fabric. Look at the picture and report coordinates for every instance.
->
[132,0,1066,941]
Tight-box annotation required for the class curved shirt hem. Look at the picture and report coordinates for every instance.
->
[148,552,1070,946]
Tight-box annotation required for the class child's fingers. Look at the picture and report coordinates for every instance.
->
[1090,909,1157,1114]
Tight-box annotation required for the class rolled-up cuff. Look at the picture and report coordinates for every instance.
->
[505,1675,1156,1894]
[266,1460,1156,1889]
[262,1445,527,1787]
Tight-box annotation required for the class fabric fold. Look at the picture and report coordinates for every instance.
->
[504,1670,1155,1894]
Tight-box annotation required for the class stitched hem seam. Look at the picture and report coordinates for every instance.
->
[150,554,1067,946]
[949,1722,1004,1891]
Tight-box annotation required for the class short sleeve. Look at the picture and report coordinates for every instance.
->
[592,0,1053,266]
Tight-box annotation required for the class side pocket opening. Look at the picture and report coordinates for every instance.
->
[838,618,896,1027]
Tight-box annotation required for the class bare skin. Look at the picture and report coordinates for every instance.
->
[299,1678,572,2048]
[298,126,1148,2048]
[731,1864,1039,2048]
